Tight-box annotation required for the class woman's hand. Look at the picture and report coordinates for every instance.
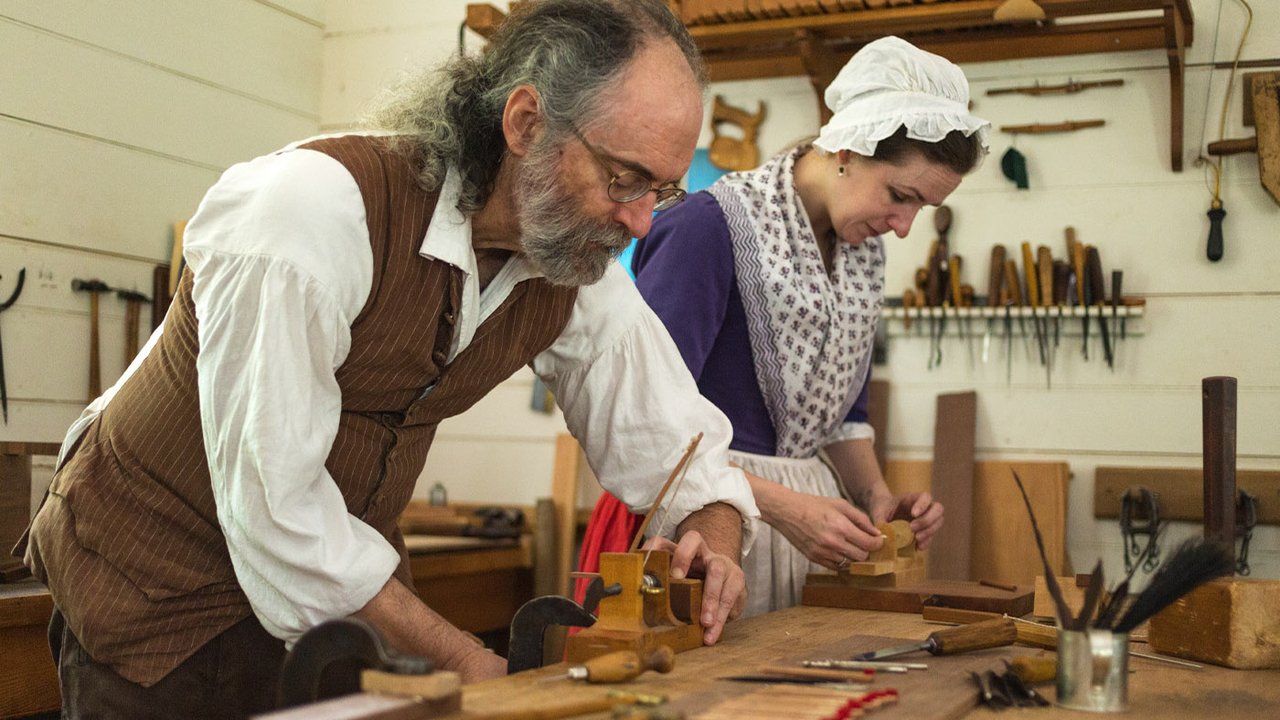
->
[871,492,945,549]
[758,483,885,570]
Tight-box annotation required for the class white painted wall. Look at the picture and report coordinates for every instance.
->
[1,0,323,500]
[6,0,1275,583]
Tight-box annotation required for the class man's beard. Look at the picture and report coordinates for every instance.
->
[516,136,632,287]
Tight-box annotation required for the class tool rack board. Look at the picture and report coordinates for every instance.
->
[457,606,1280,720]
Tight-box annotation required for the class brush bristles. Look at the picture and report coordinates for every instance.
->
[1112,539,1234,633]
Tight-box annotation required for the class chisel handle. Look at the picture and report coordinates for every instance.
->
[987,245,1006,307]
[581,646,674,683]
[1207,202,1226,262]
[928,618,1018,655]
[1007,656,1057,685]
[1003,259,1023,306]
[1086,247,1106,306]
[1020,242,1039,306]
[948,255,964,307]
[1070,233,1087,306]
[1037,246,1054,308]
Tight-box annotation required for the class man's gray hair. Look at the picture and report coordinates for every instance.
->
[368,0,707,214]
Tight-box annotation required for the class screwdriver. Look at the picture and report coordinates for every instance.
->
[853,617,1018,661]
[539,646,675,683]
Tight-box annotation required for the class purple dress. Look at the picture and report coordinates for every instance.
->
[632,191,871,458]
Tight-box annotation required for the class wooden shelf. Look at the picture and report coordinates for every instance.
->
[464,0,1193,171]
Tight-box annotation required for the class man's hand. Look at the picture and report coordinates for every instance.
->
[871,492,944,549]
[452,646,508,683]
[643,532,745,645]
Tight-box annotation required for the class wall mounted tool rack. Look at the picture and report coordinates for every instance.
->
[880,304,1146,336]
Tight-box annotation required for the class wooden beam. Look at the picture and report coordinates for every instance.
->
[1094,467,1280,525]
[1164,0,1188,172]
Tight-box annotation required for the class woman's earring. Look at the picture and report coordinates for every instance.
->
[837,165,846,177]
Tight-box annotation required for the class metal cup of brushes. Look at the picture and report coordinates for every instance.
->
[1009,471,1236,714]
[1057,629,1129,712]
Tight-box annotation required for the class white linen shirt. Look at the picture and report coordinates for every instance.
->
[56,141,759,643]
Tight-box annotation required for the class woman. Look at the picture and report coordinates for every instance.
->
[579,36,990,617]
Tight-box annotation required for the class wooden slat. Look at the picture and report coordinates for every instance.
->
[971,461,1071,586]
[867,379,889,475]
[1094,467,1280,524]
[926,391,976,581]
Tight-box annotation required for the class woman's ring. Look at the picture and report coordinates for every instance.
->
[836,556,851,571]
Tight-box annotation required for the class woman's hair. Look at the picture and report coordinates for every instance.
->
[872,126,984,176]
[366,0,705,214]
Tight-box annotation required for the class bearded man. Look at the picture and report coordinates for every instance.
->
[17,1,759,717]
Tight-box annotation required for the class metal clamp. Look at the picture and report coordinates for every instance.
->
[1236,490,1257,576]
[1120,486,1162,574]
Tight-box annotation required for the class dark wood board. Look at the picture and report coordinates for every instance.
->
[927,392,976,581]
[802,579,1033,616]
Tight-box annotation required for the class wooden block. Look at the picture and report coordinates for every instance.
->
[1148,578,1280,669]
[972,462,1071,585]
[802,579,1034,616]
[1032,575,1085,622]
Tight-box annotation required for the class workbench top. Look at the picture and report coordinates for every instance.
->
[461,605,1279,720]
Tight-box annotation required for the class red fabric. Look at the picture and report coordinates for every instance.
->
[574,492,643,604]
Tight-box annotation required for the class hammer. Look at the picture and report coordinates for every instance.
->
[116,289,151,365]
[72,279,111,402]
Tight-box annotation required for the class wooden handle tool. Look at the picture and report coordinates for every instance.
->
[1020,242,1040,307]
[853,618,1018,660]
[987,245,1006,307]
[1036,246,1054,308]
[556,646,675,683]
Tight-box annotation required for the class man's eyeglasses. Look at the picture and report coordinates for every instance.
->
[568,124,687,212]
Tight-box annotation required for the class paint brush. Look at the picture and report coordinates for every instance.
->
[1011,470,1072,627]
[1112,538,1234,634]
[1073,560,1105,630]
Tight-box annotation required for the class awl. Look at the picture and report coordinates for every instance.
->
[853,617,1017,661]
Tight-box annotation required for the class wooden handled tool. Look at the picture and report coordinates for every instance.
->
[853,618,1017,661]
[548,646,675,683]
[72,278,111,402]
[1086,246,1113,367]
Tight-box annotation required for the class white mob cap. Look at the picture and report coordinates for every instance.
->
[814,36,991,158]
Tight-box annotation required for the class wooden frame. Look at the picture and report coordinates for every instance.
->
[464,0,1193,171]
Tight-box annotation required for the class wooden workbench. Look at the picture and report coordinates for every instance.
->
[460,605,1279,720]
[0,535,531,719]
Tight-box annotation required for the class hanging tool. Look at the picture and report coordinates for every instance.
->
[0,268,26,424]
[71,279,111,403]
[986,78,1124,97]
[1070,235,1089,360]
[116,289,152,366]
[948,253,973,365]
[1021,242,1050,389]
[983,245,1005,364]
[1001,119,1106,135]
[1086,246,1112,368]
[1003,258,1027,356]
[1110,271,1123,360]
[853,617,1017,661]
[1052,260,1070,349]
[538,646,674,683]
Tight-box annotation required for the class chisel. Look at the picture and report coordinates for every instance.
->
[983,245,1006,364]
[1070,235,1089,359]
[852,618,1018,661]
[1086,246,1112,368]
[1020,242,1046,367]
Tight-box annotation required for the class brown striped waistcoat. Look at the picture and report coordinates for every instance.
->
[21,135,579,685]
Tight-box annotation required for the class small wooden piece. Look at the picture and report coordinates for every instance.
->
[1148,578,1280,669]
[564,551,703,664]
[806,520,925,588]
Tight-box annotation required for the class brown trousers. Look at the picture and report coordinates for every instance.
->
[50,607,286,720]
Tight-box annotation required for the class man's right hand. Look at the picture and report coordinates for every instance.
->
[758,484,885,570]
[453,647,508,683]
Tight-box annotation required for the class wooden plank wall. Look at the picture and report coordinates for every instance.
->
[1,1,323,507]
